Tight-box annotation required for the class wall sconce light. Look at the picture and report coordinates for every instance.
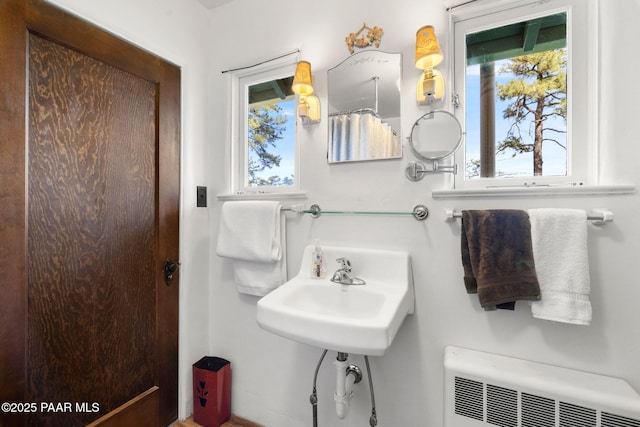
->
[415,25,444,105]
[292,61,321,124]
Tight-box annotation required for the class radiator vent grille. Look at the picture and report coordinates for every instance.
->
[602,412,640,427]
[487,384,518,427]
[453,376,640,427]
[559,402,597,427]
[522,393,555,427]
[455,376,483,421]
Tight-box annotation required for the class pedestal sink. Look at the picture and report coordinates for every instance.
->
[256,245,414,355]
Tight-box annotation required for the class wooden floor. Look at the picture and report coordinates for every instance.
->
[173,415,264,427]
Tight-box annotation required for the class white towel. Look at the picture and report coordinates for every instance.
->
[216,201,287,296]
[528,208,592,325]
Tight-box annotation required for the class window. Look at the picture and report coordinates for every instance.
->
[452,0,597,189]
[231,59,298,194]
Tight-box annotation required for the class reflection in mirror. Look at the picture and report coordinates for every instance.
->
[327,51,402,163]
[409,110,463,160]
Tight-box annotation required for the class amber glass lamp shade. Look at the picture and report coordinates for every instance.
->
[292,61,314,96]
[415,25,443,69]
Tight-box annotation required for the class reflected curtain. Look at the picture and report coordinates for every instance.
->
[329,113,400,162]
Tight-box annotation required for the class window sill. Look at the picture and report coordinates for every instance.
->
[432,184,636,199]
[216,191,307,201]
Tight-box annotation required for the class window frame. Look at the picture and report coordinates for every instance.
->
[449,0,598,189]
[229,56,299,194]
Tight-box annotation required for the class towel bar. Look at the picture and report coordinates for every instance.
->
[445,208,614,224]
[283,204,430,221]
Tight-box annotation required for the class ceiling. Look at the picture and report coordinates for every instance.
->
[197,0,234,9]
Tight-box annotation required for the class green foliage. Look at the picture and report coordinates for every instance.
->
[496,136,532,156]
[247,104,288,186]
[495,49,567,175]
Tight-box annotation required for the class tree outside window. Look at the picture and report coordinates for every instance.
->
[463,12,568,180]
[496,50,566,177]
[244,76,296,189]
[247,101,294,187]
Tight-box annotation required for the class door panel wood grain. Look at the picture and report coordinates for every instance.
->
[27,33,158,426]
[0,1,180,426]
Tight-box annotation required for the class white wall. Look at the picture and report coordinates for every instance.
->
[45,0,213,418]
[41,0,640,425]
[207,1,640,426]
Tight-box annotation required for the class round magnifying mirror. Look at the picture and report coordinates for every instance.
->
[409,110,463,161]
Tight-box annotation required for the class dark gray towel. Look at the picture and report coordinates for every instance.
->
[461,210,541,309]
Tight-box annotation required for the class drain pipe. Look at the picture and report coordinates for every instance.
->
[334,352,362,419]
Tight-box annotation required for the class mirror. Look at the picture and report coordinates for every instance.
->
[409,110,463,160]
[327,50,402,163]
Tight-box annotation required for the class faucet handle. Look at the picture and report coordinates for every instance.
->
[336,257,351,272]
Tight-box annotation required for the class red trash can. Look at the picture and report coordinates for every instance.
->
[192,356,231,427]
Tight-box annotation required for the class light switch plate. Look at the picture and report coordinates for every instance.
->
[196,186,207,207]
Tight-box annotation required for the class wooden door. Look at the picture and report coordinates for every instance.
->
[0,1,180,426]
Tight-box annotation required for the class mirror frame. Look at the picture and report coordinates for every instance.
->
[409,110,463,161]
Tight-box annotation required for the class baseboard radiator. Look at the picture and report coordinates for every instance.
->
[444,346,640,427]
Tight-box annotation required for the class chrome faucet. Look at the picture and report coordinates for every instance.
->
[331,258,366,285]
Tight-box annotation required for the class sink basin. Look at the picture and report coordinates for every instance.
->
[256,245,414,355]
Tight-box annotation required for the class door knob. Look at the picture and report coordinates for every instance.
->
[164,259,179,286]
